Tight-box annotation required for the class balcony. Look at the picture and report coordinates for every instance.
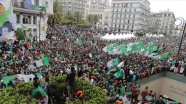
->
[13,0,46,12]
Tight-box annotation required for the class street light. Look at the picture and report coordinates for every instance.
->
[174,17,186,58]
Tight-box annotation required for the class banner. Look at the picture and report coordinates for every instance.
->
[24,0,34,10]
[0,0,16,40]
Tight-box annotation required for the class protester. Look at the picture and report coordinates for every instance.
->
[65,67,75,99]
[32,81,48,104]
[0,24,184,103]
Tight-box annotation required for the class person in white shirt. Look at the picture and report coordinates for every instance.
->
[122,93,130,104]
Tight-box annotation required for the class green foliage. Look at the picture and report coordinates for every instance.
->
[50,75,107,104]
[47,1,63,25]
[0,75,106,104]
[61,19,74,25]
[86,14,99,25]
[136,32,144,36]
[76,23,92,28]
[0,82,37,104]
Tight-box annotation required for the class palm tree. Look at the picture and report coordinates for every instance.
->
[64,11,74,20]
[92,15,99,25]
[47,1,62,25]
[73,12,82,22]
[86,14,93,24]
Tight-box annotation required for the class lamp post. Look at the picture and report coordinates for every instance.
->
[174,17,186,59]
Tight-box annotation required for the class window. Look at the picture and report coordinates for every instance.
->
[164,14,166,17]
[115,24,116,28]
[132,25,134,29]
[33,16,37,24]
[168,14,171,17]
[128,20,130,23]
[127,25,129,29]
[28,16,31,24]
[133,15,135,18]
[123,25,125,28]
[16,15,20,23]
[134,9,136,12]
[105,16,108,19]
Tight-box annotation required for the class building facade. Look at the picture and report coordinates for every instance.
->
[88,9,111,30]
[85,0,110,19]
[110,0,150,33]
[148,10,175,35]
[57,0,86,19]
[13,0,53,41]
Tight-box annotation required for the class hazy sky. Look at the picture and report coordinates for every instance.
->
[110,0,186,19]
[149,0,186,19]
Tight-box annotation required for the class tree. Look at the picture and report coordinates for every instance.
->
[0,75,107,104]
[47,1,62,25]
[64,11,74,20]
[73,12,82,22]
[86,14,93,24]
[92,15,99,25]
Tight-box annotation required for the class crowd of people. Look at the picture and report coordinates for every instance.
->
[0,24,185,104]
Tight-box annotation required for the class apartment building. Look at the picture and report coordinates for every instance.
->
[88,9,111,30]
[85,0,110,18]
[111,0,150,33]
[148,10,175,35]
[57,0,86,19]
[13,0,53,40]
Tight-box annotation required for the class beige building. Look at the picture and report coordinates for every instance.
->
[57,0,86,19]
[13,0,53,40]
[85,0,110,20]
[88,9,111,30]
[148,10,175,35]
[110,0,150,33]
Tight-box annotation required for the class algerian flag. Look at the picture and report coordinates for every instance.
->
[113,58,119,66]
[117,61,124,67]
[107,45,114,51]
[77,38,82,45]
[113,42,119,48]
[139,41,144,47]
[114,69,123,79]
[107,60,113,68]
[161,52,169,60]
[36,59,43,67]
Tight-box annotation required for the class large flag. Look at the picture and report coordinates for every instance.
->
[0,0,16,39]
[113,58,119,66]
[24,0,34,10]
[161,52,169,60]
[15,29,25,40]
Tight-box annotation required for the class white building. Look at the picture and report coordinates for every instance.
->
[148,10,175,35]
[85,0,110,19]
[110,0,150,33]
[58,0,86,19]
[13,0,53,41]
[88,9,111,30]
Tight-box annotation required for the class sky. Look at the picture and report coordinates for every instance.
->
[109,0,186,19]
[149,0,186,19]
